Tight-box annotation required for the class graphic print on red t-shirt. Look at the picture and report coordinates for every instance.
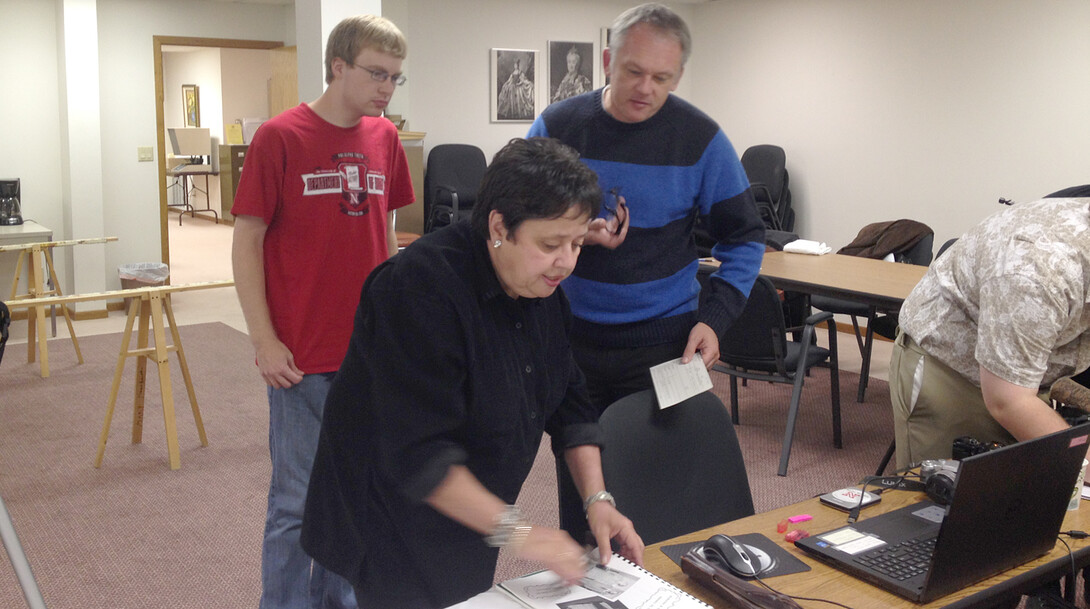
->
[300,152,390,218]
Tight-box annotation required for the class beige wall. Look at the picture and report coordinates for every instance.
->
[2,0,1088,295]
[394,0,1090,249]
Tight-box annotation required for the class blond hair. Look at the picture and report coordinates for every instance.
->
[324,15,407,84]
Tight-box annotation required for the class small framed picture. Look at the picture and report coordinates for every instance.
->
[490,48,539,123]
[548,41,594,105]
[182,84,200,128]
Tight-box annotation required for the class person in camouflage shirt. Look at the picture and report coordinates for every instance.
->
[891,191,1090,469]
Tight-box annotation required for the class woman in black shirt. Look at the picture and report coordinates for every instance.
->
[302,137,642,607]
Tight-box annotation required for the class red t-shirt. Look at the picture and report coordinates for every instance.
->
[232,103,415,373]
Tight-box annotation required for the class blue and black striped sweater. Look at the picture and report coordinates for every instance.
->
[528,89,765,349]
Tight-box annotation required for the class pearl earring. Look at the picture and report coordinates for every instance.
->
[493,240,502,249]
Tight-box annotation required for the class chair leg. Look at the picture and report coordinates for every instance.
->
[876,439,896,476]
[856,307,877,402]
[778,373,807,476]
[830,350,842,449]
[849,315,865,353]
[729,374,740,424]
[821,317,843,450]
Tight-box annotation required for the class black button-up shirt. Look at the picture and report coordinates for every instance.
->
[302,221,600,607]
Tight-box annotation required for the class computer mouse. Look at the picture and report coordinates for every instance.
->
[702,534,757,576]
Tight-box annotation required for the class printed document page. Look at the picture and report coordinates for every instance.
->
[649,356,713,409]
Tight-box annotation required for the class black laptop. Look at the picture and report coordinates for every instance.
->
[795,423,1090,603]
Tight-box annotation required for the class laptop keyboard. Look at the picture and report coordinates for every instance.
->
[853,534,937,581]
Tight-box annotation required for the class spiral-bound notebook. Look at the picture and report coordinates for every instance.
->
[497,552,709,609]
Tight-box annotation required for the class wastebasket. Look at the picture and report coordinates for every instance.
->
[118,262,169,311]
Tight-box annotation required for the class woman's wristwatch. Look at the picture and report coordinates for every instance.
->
[583,490,616,515]
[485,505,532,549]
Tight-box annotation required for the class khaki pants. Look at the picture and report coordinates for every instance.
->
[889,331,1017,469]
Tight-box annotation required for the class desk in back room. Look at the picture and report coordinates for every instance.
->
[644,485,1090,609]
[0,220,52,301]
[167,164,218,224]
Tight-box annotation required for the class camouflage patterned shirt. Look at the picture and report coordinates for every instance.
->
[900,198,1090,388]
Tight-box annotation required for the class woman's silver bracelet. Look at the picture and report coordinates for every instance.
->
[484,505,532,549]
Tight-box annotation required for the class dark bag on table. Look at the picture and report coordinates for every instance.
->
[681,548,802,609]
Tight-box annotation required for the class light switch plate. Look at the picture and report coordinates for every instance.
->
[137,146,154,162]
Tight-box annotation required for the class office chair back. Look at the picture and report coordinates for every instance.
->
[423,144,487,233]
[740,144,793,232]
[720,276,791,372]
[936,237,958,259]
[894,231,934,266]
[811,219,933,401]
[836,219,933,262]
[599,390,754,545]
[718,276,841,476]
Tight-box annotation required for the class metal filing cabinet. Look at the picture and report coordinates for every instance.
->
[218,144,248,223]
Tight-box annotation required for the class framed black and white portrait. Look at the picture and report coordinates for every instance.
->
[490,48,539,123]
[548,41,594,105]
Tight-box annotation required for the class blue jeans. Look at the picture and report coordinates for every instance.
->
[261,373,357,609]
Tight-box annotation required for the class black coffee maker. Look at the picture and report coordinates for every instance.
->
[0,179,23,225]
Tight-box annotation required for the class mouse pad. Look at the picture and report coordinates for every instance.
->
[659,533,810,579]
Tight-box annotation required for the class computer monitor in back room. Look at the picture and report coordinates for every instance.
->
[167,127,211,160]
[241,118,265,145]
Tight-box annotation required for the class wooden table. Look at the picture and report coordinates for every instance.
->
[759,251,928,311]
[758,251,929,402]
[644,486,1090,608]
[7,280,233,470]
[1,236,119,377]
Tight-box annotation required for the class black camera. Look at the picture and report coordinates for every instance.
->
[951,436,1005,461]
[920,459,959,505]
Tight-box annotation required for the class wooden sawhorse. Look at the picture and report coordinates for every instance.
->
[0,236,119,378]
[7,280,234,470]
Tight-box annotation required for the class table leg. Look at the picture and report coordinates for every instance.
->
[27,248,49,378]
[130,297,150,445]
[164,296,207,447]
[43,249,82,364]
[147,293,182,470]
[8,250,23,300]
[94,300,141,468]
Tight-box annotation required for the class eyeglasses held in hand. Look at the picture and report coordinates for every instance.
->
[602,187,626,236]
[351,63,407,86]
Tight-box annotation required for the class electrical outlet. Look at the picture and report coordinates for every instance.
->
[137,146,154,162]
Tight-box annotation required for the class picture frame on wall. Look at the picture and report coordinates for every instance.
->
[490,48,539,123]
[600,27,612,86]
[182,84,200,128]
[547,41,594,104]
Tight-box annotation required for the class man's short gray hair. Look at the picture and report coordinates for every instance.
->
[609,3,692,66]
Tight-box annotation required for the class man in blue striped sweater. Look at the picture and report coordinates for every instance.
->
[528,2,765,539]
[529,2,764,409]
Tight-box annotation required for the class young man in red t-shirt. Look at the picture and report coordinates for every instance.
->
[231,15,414,609]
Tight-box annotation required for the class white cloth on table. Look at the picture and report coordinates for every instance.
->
[782,239,831,255]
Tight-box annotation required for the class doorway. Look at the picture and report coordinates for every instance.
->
[152,35,297,269]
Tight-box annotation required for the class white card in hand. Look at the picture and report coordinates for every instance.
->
[649,355,713,409]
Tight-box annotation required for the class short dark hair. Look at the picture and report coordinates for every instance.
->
[471,138,601,239]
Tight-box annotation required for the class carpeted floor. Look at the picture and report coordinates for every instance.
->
[0,322,898,607]
[0,323,268,609]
